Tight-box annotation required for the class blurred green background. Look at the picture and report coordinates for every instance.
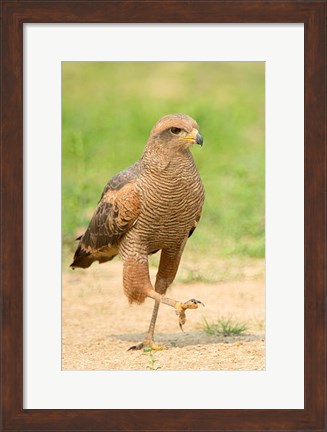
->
[62,62,264,268]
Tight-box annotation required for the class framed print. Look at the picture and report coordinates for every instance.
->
[1,1,326,431]
[26,24,301,409]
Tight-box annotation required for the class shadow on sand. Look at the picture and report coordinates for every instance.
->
[110,330,265,349]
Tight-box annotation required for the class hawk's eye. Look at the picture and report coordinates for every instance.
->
[170,127,182,135]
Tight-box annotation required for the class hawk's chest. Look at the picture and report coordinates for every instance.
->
[138,163,203,221]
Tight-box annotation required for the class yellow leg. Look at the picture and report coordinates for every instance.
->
[128,300,167,351]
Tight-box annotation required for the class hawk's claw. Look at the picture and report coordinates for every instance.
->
[128,341,167,351]
[176,298,204,331]
[128,343,143,351]
[189,298,205,307]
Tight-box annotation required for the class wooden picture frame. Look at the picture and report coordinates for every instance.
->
[1,1,326,431]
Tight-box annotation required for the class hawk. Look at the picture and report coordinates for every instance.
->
[71,114,205,350]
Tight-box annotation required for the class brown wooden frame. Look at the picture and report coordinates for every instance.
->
[1,1,326,431]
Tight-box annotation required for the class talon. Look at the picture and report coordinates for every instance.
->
[189,298,205,307]
[128,345,137,351]
[176,306,187,332]
[128,342,144,351]
[175,298,204,332]
[128,340,167,351]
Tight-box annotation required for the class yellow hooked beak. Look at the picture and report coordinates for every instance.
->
[179,128,204,146]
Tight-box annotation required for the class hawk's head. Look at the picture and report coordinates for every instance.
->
[147,114,203,153]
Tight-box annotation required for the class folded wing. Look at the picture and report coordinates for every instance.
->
[71,166,141,269]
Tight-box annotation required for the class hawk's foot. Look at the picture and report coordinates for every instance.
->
[128,340,167,351]
[175,298,205,331]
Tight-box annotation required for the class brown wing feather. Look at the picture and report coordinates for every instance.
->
[71,180,141,269]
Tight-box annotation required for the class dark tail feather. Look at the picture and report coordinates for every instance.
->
[70,246,94,269]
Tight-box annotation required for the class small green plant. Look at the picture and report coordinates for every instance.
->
[203,317,248,336]
[143,347,162,370]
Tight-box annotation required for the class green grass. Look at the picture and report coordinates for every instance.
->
[62,62,264,262]
[203,317,248,337]
[143,347,162,370]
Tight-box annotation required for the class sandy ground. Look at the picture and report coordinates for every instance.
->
[62,259,265,371]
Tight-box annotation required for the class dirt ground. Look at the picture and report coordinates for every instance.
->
[62,259,265,371]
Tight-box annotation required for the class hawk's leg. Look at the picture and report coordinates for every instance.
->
[149,248,204,331]
[127,248,176,351]
[146,290,204,331]
[128,300,166,351]
[124,256,166,351]
[125,250,204,351]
